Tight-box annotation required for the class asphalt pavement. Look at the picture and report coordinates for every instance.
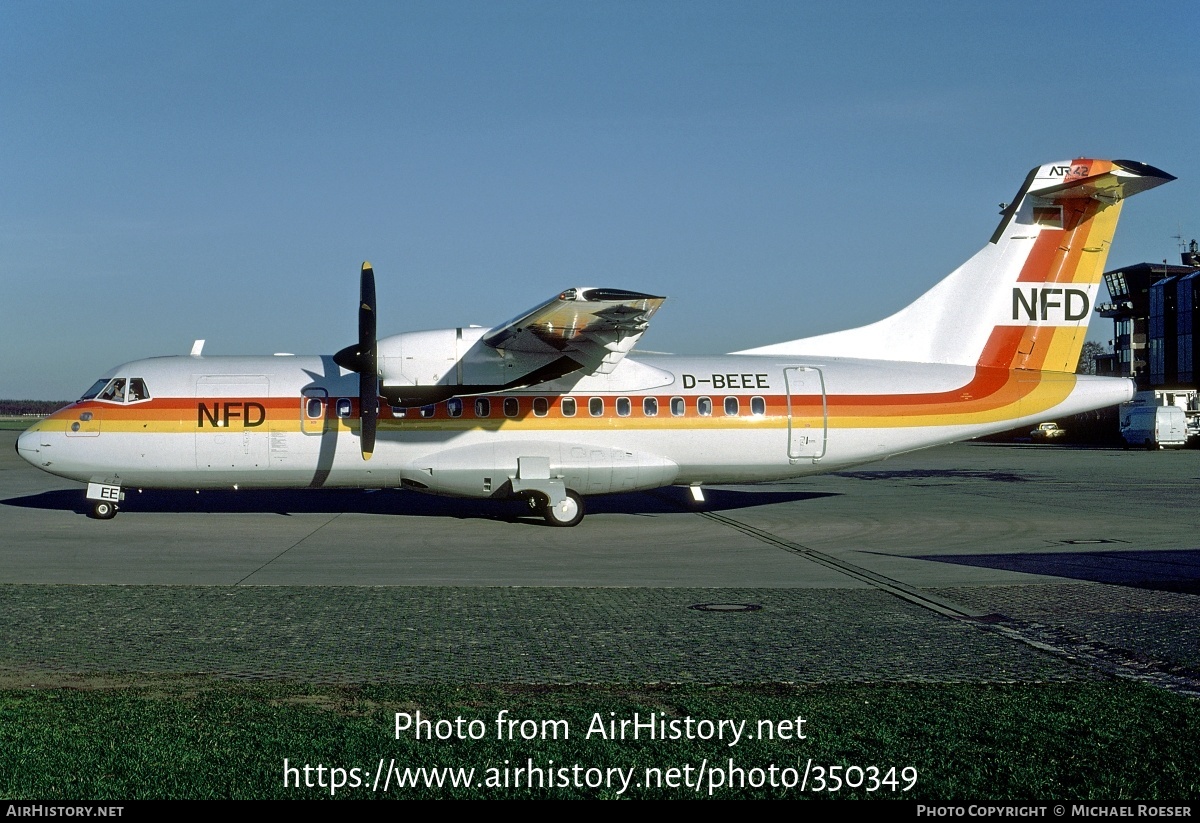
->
[2,432,1197,691]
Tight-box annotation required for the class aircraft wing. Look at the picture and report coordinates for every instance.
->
[482,287,665,375]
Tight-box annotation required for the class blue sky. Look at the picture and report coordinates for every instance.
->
[3,1,1197,399]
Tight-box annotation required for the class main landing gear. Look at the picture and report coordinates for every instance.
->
[543,490,585,527]
[527,489,585,527]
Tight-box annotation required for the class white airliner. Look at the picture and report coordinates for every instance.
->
[17,158,1172,525]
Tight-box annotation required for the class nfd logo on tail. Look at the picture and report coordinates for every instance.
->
[1011,288,1091,323]
[16,158,1173,525]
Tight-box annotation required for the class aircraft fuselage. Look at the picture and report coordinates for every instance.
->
[18,350,1133,500]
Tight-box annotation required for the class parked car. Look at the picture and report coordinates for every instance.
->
[1030,422,1066,440]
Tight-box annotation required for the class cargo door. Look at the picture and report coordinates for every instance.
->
[195,376,270,469]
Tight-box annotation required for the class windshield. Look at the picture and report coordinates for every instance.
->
[79,378,110,401]
[80,376,151,403]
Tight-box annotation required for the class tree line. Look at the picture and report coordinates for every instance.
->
[0,400,71,416]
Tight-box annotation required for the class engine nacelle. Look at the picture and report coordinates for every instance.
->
[377,328,482,388]
[375,327,565,406]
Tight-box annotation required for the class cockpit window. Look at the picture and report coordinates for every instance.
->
[127,378,150,402]
[85,377,151,403]
[80,379,110,401]
[97,378,127,403]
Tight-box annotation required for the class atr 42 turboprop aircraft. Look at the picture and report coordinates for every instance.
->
[17,158,1173,526]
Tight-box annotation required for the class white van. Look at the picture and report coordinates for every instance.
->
[1121,405,1187,449]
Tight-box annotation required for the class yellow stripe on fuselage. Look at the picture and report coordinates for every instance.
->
[37,368,1079,437]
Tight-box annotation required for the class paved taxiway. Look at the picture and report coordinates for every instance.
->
[2,431,1197,688]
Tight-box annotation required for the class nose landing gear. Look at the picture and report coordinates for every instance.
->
[85,482,123,520]
[90,500,118,520]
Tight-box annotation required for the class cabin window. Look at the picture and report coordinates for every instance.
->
[724,396,739,416]
[475,398,491,418]
[504,397,519,417]
[616,397,631,417]
[420,404,436,418]
[751,396,766,416]
[336,398,352,418]
[589,397,604,417]
[447,398,463,418]
[561,397,576,417]
[697,397,712,416]
[643,397,658,416]
[533,397,549,417]
[306,397,324,419]
[670,396,685,416]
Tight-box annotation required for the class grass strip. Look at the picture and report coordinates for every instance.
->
[2,680,1197,799]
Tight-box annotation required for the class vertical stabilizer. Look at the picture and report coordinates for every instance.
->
[737,159,1174,373]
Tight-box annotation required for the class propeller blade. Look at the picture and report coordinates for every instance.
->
[358,263,378,460]
[360,380,377,459]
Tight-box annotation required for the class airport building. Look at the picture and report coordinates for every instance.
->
[1095,240,1200,390]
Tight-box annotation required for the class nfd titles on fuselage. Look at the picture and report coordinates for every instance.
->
[197,402,267,428]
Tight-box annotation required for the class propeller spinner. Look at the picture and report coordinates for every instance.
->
[332,262,378,459]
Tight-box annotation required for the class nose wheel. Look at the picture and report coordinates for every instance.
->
[542,490,584,527]
[90,500,118,520]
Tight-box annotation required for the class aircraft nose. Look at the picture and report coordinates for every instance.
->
[15,426,42,465]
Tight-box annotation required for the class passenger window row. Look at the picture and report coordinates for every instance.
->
[308,395,769,420]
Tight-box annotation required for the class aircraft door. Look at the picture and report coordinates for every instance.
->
[785,367,827,459]
[300,388,328,435]
[195,377,270,470]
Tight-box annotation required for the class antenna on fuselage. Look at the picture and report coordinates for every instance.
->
[190,340,205,356]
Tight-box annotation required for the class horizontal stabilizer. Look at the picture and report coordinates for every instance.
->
[1032,159,1174,202]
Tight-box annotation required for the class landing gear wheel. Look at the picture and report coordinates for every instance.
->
[90,500,118,520]
[543,490,584,527]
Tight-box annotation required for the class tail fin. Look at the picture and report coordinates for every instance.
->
[737,159,1174,372]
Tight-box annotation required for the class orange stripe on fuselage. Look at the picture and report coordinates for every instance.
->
[39,344,1075,436]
